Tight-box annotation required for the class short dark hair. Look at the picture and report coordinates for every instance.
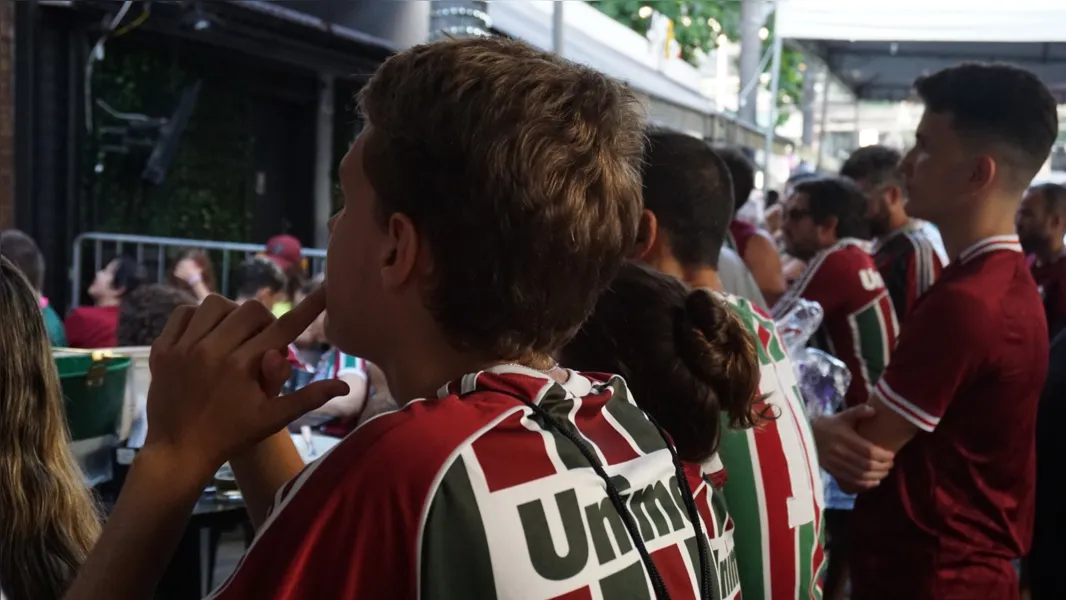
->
[1030,182,1066,218]
[793,177,871,239]
[116,284,197,346]
[713,145,756,214]
[642,131,734,269]
[0,229,44,291]
[358,37,645,359]
[234,256,286,300]
[914,63,1058,190]
[840,145,903,188]
[560,262,761,463]
[111,257,146,295]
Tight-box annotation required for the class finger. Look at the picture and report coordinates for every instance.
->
[826,459,885,489]
[836,404,876,423]
[834,443,893,475]
[175,295,238,350]
[201,300,277,357]
[260,349,293,396]
[840,433,895,464]
[242,287,327,358]
[264,379,350,428]
[154,305,197,350]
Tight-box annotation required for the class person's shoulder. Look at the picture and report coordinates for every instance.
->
[908,275,994,333]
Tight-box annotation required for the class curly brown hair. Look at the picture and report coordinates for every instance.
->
[357,36,646,360]
[116,284,197,347]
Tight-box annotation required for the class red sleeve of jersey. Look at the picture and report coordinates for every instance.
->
[874,287,987,432]
[209,399,502,600]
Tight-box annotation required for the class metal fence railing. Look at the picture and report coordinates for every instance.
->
[70,232,326,308]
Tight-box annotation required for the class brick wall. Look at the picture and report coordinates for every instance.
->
[0,0,14,229]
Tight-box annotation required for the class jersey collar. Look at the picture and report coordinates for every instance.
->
[958,234,1022,265]
[436,364,593,400]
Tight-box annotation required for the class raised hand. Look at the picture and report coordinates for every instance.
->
[143,287,349,480]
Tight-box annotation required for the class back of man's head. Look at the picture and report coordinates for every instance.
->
[713,146,756,215]
[117,284,197,346]
[914,63,1057,191]
[640,132,734,270]
[0,229,45,292]
[793,177,870,240]
[841,145,903,189]
[1032,182,1066,219]
[235,256,286,302]
[358,36,645,358]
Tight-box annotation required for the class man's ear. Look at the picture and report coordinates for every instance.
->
[817,216,840,241]
[886,184,905,207]
[381,212,419,290]
[632,209,658,261]
[969,154,997,194]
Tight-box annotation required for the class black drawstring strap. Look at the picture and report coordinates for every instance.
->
[495,387,714,600]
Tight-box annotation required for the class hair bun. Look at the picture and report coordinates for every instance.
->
[674,288,764,430]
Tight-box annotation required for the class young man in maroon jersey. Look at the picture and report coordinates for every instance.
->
[1016,182,1066,336]
[841,145,946,321]
[62,38,725,600]
[820,63,1057,600]
[714,145,789,307]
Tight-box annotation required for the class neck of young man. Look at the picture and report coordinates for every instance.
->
[379,332,559,405]
[936,199,1019,262]
[640,254,724,293]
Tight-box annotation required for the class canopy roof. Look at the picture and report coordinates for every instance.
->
[778,0,1066,101]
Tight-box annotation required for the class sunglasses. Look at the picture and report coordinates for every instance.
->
[785,208,812,222]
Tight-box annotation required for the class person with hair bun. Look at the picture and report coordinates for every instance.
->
[634,130,830,600]
[562,262,761,467]
[560,263,760,600]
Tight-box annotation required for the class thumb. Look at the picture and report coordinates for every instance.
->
[837,403,876,423]
[267,379,350,425]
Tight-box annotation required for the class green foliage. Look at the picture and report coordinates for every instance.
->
[590,1,805,126]
[88,38,256,243]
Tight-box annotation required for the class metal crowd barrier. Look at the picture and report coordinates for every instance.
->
[70,232,326,308]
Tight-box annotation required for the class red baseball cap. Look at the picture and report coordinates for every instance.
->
[262,234,303,271]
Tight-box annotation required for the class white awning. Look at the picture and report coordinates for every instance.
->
[778,0,1066,43]
[777,0,1066,100]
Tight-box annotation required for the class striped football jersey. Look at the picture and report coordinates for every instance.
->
[209,366,741,600]
[715,291,826,600]
[871,220,946,321]
[772,238,899,407]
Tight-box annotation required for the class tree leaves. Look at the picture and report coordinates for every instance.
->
[590,1,804,126]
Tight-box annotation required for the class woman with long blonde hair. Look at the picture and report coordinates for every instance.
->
[0,256,100,600]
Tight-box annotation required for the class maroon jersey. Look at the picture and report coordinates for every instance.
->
[728,220,758,258]
[772,238,898,407]
[872,220,945,321]
[1028,251,1066,335]
[64,305,120,349]
[208,366,738,600]
[852,235,1048,600]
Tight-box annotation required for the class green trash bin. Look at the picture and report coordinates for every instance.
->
[54,351,131,442]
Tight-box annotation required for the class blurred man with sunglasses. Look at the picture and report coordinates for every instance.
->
[842,145,947,321]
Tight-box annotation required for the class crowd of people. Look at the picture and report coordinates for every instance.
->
[0,35,1061,600]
